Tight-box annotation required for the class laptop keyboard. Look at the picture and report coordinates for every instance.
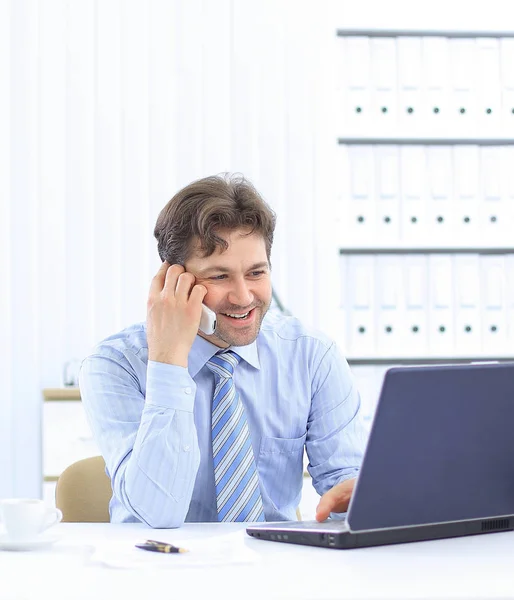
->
[263,518,348,530]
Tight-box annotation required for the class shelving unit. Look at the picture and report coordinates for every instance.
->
[42,388,98,492]
[338,138,514,145]
[336,29,514,38]
[335,28,514,420]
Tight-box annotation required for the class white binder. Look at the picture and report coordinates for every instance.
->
[375,254,404,357]
[370,37,397,135]
[343,145,376,246]
[397,37,422,134]
[426,146,454,245]
[453,145,480,246]
[449,38,477,135]
[421,37,450,135]
[500,146,514,242]
[403,254,429,356]
[480,254,508,355]
[340,36,372,136]
[374,145,400,244]
[336,253,348,353]
[399,145,427,245]
[500,38,514,137]
[505,254,514,350]
[346,255,376,357]
[453,254,481,355]
[335,144,349,248]
[476,38,502,136]
[350,365,383,425]
[427,254,455,356]
[480,146,505,245]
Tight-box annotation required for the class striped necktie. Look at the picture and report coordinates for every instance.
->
[206,350,265,522]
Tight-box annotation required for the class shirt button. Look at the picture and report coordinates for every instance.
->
[183,445,190,452]
[184,387,192,395]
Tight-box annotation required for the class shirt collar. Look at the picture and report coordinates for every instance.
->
[188,335,261,378]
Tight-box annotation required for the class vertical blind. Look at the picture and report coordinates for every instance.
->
[0,0,329,497]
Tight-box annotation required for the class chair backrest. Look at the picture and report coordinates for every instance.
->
[55,456,112,522]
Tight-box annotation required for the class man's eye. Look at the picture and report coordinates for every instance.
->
[210,275,227,280]
[250,271,265,277]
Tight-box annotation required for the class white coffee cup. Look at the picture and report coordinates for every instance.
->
[0,499,63,541]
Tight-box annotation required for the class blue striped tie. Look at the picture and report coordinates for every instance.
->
[206,350,265,522]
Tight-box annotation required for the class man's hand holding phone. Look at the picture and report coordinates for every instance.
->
[147,262,208,368]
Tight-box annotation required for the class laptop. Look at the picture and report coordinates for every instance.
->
[247,363,514,549]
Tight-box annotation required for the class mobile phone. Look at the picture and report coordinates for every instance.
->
[199,304,217,335]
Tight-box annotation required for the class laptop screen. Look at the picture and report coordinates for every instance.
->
[347,363,514,532]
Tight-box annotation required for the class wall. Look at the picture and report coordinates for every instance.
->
[1,0,513,498]
[0,0,330,497]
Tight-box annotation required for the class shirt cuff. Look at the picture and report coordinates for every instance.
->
[145,360,197,412]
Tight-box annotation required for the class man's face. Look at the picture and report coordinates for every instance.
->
[185,228,272,348]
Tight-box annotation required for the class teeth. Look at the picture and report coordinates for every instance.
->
[225,312,250,319]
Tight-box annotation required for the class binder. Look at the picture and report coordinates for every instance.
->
[374,145,400,244]
[453,254,481,355]
[343,145,376,246]
[427,254,455,356]
[480,146,505,245]
[476,38,502,136]
[336,253,348,352]
[341,36,372,136]
[399,145,427,245]
[499,38,514,137]
[370,37,397,135]
[480,254,508,355]
[397,37,423,133]
[449,38,477,135]
[346,255,376,357]
[453,145,480,246]
[403,254,429,356]
[426,146,454,245]
[375,254,404,357]
[335,144,349,247]
[421,37,450,135]
[505,254,514,350]
[350,365,383,425]
[500,145,514,245]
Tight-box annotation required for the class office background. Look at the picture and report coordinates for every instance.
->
[1,0,513,519]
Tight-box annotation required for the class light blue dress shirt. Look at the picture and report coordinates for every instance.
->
[79,311,368,528]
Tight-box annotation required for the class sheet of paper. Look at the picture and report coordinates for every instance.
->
[85,531,261,570]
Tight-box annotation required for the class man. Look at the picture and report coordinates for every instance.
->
[79,174,367,528]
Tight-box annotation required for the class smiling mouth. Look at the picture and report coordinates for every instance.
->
[221,308,255,321]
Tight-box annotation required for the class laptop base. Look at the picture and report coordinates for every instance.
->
[246,517,514,549]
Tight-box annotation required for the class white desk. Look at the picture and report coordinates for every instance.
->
[2,523,514,600]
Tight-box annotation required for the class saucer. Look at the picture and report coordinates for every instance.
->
[0,533,60,551]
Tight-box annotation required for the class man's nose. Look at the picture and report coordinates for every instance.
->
[228,280,254,307]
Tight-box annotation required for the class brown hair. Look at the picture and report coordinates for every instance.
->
[154,173,276,265]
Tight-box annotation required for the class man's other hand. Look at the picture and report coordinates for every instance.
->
[315,478,356,522]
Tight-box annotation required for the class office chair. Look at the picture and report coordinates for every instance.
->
[55,456,112,522]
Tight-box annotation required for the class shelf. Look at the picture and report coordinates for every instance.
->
[337,137,514,146]
[348,357,514,365]
[43,475,59,483]
[339,247,514,255]
[43,388,81,401]
[336,29,514,38]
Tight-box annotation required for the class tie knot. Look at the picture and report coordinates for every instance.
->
[206,350,241,380]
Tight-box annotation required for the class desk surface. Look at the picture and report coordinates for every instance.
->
[2,522,514,600]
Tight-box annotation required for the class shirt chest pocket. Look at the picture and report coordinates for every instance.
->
[257,434,307,493]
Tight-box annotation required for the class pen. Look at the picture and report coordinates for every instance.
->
[135,539,189,554]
